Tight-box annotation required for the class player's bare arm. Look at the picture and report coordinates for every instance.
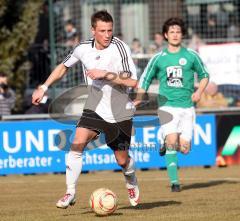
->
[32,63,68,105]
[192,77,209,102]
[133,88,146,106]
[86,69,137,87]
[105,71,137,87]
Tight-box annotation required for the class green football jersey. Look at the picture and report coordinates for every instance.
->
[139,47,209,108]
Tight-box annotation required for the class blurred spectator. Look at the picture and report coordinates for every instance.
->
[65,20,77,38]
[130,38,144,55]
[148,32,164,54]
[35,1,49,46]
[218,84,240,107]
[0,73,16,116]
[24,85,50,114]
[130,38,144,78]
[28,1,50,87]
[206,14,218,39]
[227,14,240,39]
[188,33,205,52]
[65,20,79,47]
[116,32,123,40]
[216,3,229,38]
[196,82,228,108]
[67,32,80,47]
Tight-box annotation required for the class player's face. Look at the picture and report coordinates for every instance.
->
[0,76,7,84]
[92,21,113,50]
[164,25,182,47]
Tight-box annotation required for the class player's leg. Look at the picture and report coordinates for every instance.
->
[114,150,139,206]
[114,150,135,186]
[158,107,174,156]
[179,107,195,154]
[158,107,181,192]
[57,109,102,209]
[106,119,139,206]
[56,127,98,209]
[164,133,181,192]
[66,127,97,195]
[179,138,191,154]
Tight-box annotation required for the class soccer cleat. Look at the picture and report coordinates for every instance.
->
[126,183,140,206]
[56,193,76,209]
[171,184,181,192]
[159,145,166,156]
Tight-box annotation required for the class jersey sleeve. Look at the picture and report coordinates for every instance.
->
[117,42,137,80]
[62,46,81,68]
[138,54,159,91]
[191,50,209,81]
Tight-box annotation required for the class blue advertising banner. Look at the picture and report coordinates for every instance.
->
[0,115,216,175]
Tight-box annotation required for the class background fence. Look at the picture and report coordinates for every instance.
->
[26,0,240,107]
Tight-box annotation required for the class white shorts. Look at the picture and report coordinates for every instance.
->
[158,106,196,142]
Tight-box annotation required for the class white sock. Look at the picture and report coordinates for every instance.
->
[66,151,82,195]
[122,157,137,186]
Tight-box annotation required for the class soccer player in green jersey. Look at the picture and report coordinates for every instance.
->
[136,17,209,192]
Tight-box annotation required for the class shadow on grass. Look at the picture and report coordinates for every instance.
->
[120,200,181,210]
[182,180,239,191]
[59,201,181,216]
[61,209,123,216]
[81,210,123,216]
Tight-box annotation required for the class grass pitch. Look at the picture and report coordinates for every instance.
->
[0,166,240,221]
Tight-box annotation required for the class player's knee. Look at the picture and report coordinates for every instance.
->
[179,142,191,154]
[116,157,128,168]
[71,142,86,152]
[165,142,178,151]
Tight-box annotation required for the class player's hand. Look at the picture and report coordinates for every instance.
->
[133,99,142,107]
[191,91,201,103]
[32,88,45,105]
[86,69,107,80]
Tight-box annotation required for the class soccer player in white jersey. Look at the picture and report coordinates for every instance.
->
[32,10,139,208]
[135,17,209,192]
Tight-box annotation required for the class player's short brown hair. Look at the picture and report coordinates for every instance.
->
[162,17,186,40]
[91,10,113,28]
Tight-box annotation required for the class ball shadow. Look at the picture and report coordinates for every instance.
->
[120,200,181,210]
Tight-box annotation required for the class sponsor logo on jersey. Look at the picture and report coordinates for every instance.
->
[95,55,101,60]
[166,66,183,87]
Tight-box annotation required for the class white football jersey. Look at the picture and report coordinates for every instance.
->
[63,37,137,123]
